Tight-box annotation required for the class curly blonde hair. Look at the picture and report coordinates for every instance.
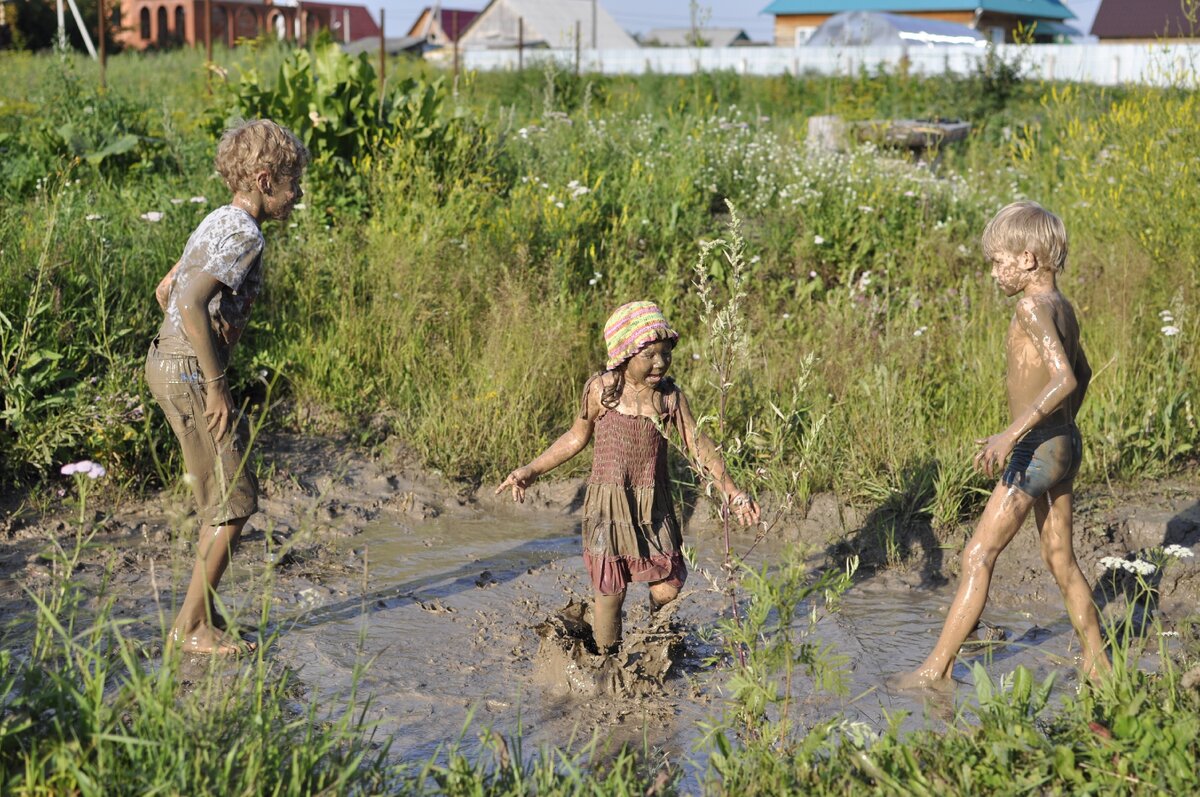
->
[214,119,309,193]
[982,200,1069,273]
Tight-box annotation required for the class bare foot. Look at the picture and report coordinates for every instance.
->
[169,624,257,656]
[885,668,956,694]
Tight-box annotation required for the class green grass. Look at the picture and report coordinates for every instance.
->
[1,44,1196,525]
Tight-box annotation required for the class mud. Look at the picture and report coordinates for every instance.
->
[2,434,1198,778]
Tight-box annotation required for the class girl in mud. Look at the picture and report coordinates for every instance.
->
[497,301,760,653]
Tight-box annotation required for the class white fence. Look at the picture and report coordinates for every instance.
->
[460,44,1200,87]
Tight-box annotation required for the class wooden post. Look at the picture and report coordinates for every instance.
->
[591,0,596,49]
[453,37,459,79]
[517,16,523,70]
[98,0,106,89]
[378,8,385,121]
[574,19,580,75]
[205,0,213,93]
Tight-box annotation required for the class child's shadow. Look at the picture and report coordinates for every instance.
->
[830,459,949,587]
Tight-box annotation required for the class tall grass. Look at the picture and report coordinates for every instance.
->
[1,45,1196,532]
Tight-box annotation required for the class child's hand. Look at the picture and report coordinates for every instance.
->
[495,467,537,503]
[203,379,236,442]
[730,492,761,527]
[974,432,1015,479]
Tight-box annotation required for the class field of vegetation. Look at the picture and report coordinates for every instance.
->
[1,37,1198,794]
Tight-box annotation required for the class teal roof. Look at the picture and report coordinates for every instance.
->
[762,2,1073,21]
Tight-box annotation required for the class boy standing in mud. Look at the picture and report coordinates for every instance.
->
[146,120,308,655]
[891,201,1109,689]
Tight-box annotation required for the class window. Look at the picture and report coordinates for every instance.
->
[139,7,150,40]
[175,7,185,41]
[157,6,168,44]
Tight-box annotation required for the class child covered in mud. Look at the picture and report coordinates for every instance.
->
[145,119,308,655]
[497,301,761,653]
[891,201,1109,690]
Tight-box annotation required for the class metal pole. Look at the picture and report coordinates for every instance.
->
[56,0,66,49]
[574,20,580,75]
[65,0,97,57]
[517,16,523,70]
[453,37,459,79]
[591,0,596,49]
[98,0,106,88]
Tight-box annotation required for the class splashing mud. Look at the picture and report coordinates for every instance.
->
[533,600,684,698]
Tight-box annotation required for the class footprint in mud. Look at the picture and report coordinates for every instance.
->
[532,600,684,698]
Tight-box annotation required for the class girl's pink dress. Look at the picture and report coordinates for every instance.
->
[582,391,687,595]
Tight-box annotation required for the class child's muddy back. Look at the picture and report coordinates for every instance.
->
[532,599,684,698]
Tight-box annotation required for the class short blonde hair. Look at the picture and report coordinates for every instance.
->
[214,119,309,193]
[981,200,1068,273]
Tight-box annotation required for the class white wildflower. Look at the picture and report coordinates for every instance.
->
[170,198,185,205]
[809,270,818,279]
[913,326,928,337]
[555,202,565,209]
[140,211,164,222]
[1098,556,1126,572]
[85,213,102,221]
[857,205,874,213]
[1128,559,1157,576]
[189,196,207,204]
[1161,325,1180,337]
[1163,544,1194,559]
[293,202,306,210]
[813,235,825,245]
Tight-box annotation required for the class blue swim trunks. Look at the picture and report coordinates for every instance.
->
[1002,424,1082,498]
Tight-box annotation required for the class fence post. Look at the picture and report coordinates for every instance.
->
[98,0,106,89]
[574,20,580,75]
[518,16,523,70]
[378,8,385,120]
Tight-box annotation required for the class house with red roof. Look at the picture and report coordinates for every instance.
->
[762,1,1076,46]
[406,6,479,47]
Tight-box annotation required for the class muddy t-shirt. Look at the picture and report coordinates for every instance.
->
[158,205,264,356]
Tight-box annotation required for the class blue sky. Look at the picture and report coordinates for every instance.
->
[373,1,1100,41]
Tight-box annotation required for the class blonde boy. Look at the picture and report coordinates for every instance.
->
[146,120,308,655]
[892,201,1109,689]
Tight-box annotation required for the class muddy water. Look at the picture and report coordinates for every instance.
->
[271,509,1091,776]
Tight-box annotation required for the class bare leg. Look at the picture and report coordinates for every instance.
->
[169,516,254,655]
[592,589,626,653]
[1034,481,1110,682]
[889,483,1034,689]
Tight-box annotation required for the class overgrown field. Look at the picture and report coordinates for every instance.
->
[1,39,1199,796]
[2,44,1197,518]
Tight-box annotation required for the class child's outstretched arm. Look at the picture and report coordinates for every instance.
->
[672,388,761,526]
[976,297,1079,477]
[495,378,600,503]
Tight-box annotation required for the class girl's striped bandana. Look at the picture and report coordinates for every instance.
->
[603,301,678,369]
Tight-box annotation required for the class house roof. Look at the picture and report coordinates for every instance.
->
[762,1,1073,20]
[1091,0,1196,38]
[301,2,382,41]
[642,28,753,46]
[459,0,638,49]
[406,8,480,41]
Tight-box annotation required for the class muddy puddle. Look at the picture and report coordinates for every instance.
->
[265,508,1104,780]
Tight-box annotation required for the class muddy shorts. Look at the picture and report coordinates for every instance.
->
[145,337,258,526]
[1002,424,1082,499]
